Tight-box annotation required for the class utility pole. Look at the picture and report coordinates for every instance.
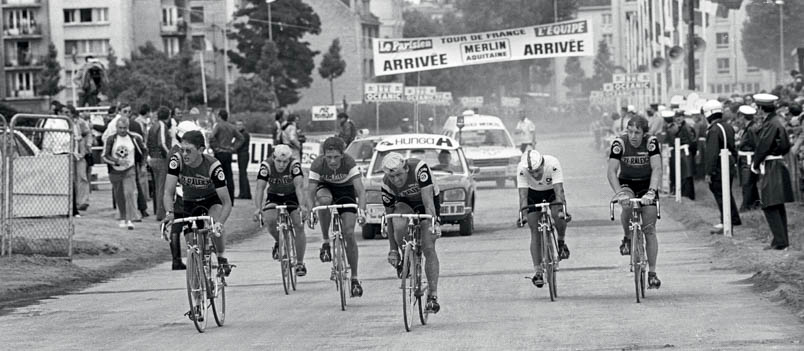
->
[223,25,230,116]
[778,0,784,81]
[687,0,695,90]
[267,0,275,41]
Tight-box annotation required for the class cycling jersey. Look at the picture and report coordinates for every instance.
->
[609,134,661,181]
[168,153,227,201]
[308,153,360,187]
[257,157,303,195]
[381,158,440,211]
[516,155,564,191]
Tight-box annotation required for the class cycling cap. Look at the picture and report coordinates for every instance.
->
[525,150,544,170]
[273,144,293,161]
[176,121,201,139]
[381,152,406,173]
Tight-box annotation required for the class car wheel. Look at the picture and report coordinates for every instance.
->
[459,213,474,236]
[496,178,506,188]
[361,224,380,240]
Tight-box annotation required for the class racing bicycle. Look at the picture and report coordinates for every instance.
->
[162,214,231,333]
[519,201,565,302]
[260,203,298,295]
[309,203,359,311]
[382,213,434,332]
[609,197,661,303]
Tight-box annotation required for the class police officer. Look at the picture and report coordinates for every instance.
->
[737,105,761,211]
[751,94,794,250]
[702,100,741,235]
[667,109,697,199]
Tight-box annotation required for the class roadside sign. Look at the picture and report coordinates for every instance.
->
[311,105,337,121]
[501,96,520,108]
[434,92,453,106]
[611,81,650,90]
[460,96,484,108]
[612,73,650,84]
[364,83,404,102]
[404,86,437,102]
[457,115,465,128]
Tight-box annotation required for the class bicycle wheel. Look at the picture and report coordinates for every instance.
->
[334,237,347,311]
[547,231,558,300]
[416,249,428,326]
[186,250,207,333]
[279,228,290,295]
[542,228,556,302]
[632,231,643,303]
[209,252,226,327]
[287,226,298,291]
[401,244,415,332]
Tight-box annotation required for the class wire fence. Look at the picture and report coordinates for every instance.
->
[1,113,7,256]
[6,114,74,259]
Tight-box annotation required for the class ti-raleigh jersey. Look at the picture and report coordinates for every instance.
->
[168,153,227,201]
[516,155,564,191]
[257,157,303,195]
[381,158,440,208]
[609,134,661,181]
[308,153,360,187]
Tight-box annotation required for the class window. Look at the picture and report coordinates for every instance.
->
[603,33,613,47]
[64,9,76,24]
[190,6,204,23]
[747,65,760,73]
[163,37,181,57]
[64,8,108,24]
[6,9,38,35]
[6,71,35,98]
[716,33,729,48]
[602,13,612,25]
[717,58,730,74]
[65,39,110,56]
[162,7,176,26]
[191,35,206,50]
[80,8,92,22]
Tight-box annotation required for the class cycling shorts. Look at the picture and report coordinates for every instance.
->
[174,195,221,231]
[526,189,560,214]
[316,184,357,214]
[618,178,651,198]
[263,192,300,212]
[394,194,441,218]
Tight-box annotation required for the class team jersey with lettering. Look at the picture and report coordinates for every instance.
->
[308,153,361,187]
[257,157,303,195]
[381,158,440,207]
[516,155,564,191]
[168,153,227,201]
[609,134,661,181]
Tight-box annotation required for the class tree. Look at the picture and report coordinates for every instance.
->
[231,76,276,113]
[563,56,586,95]
[35,42,64,104]
[318,39,346,105]
[742,1,804,72]
[228,0,322,107]
[587,39,613,91]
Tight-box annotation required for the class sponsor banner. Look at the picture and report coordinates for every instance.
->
[611,81,650,91]
[404,86,437,102]
[460,96,484,108]
[233,135,321,173]
[501,96,521,107]
[301,142,320,168]
[364,83,404,102]
[433,91,453,106]
[373,19,594,76]
[311,105,337,121]
[612,73,650,83]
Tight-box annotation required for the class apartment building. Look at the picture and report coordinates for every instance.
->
[0,0,51,112]
[406,0,456,21]
[372,0,403,39]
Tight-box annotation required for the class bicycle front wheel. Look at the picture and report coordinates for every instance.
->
[416,250,428,326]
[632,231,644,303]
[186,250,208,333]
[287,228,298,291]
[209,253,226,327]
[401,244,415,332]
[547,231,558,300]
[279,229,290,295]
[334,237,347,311]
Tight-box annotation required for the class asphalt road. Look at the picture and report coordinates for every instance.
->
[1,134,803,350]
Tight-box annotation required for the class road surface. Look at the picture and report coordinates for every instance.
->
[1,134,802,350]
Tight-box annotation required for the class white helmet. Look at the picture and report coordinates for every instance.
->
[381,152,406,173]
[273,144,293,161]
[524,150,544,170]
[702,99,723,118]
[175,120,201,139]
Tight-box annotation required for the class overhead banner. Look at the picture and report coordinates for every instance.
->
[372,19,594,76]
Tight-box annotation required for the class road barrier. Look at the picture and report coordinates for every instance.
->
[7,114,75,259]
[1,113,6,256]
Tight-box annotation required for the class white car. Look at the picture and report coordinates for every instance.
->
[441,114,521,187]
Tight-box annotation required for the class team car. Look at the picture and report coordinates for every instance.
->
[361,134,477,238]
[441,113,521,187]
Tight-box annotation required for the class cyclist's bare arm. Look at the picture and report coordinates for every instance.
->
[293,175,307,215]
[552,183,567,211]
[648,154,662,191]
[215,186,233,224]
[420,185,438,218]
[518,188,529,213]
[607,159,623,193]
[164,174,178,214]
[305,180,320,210]
[254,179,268,212]
[351,177,367,212]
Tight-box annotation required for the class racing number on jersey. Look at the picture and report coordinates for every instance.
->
[211,166,227,188]
[416,163,434,187]
[647,137,661,157]
[609,139,624,160]
[167,154,181,176]
[290,162,303,178]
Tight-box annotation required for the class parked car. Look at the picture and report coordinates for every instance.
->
[441,113,521,187]
[344,135,383,177]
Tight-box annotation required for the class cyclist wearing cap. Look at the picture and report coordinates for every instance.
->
[164,130,234,277]
[517,149,571,288]
[607,115,663,289]
[163,121,200,270]
[305,136,367,297]
[254,144,308,276]
[381,152,442,314]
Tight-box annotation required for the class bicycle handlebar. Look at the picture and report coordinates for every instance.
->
[381,213,435,237]
[518,202,567,223]
[163,215,220,237]
[609,198,661,221]
[308,204,361,229]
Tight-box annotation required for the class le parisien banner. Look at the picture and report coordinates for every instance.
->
[372,19,594,76]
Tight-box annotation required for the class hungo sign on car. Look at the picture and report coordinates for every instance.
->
[377,135,457,150]
[373,19,593,76]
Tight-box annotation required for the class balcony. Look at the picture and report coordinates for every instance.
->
[2,24,42,39]
[161,20,188,36]
[4,53,44,70]
[1,0,41,8]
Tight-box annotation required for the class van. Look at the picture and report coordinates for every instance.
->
[441,113,521,187]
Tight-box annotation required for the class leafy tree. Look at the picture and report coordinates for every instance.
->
[35,42,64,104]
[563,56,586,94]
[742,1,804,72]
[104,47,132,102]
[318,39,346,104]
[228,0,322,107]
[586,39,613,91]
[231,76,276,113]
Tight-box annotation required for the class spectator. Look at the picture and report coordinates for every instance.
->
[737,105,761,211]
[514,109,537,152]
[69,105,92,211]
[273,109,286,145]
[667,110,697,199]
[103,117,145,230]
[702,100,742,234]
[281,114,301,160]
[124,104,150,220]
[336,112,357,146]
[148,106,172,221]
[235,120,252,200]
[647,106,665,139]
[209,109,244,203]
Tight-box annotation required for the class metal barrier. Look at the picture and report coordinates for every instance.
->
[1,113,6,256]
[7,114,75,259]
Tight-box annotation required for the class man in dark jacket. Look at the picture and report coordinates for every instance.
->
[336,112,357,146]
[147,106,172,221]
[235,120,251,199]
[210,110,245,204]
[751,94,794,250]
[703,100,741,235]
[736,105,761,211]
[667,110,697,199]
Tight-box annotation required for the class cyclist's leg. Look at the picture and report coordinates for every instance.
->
[527,210,543,269]
[619,187,637,239]
[208,203,225,256]
[390,203,415,258]
[315,187,333,242]
[262,208,280,242]
[340,210,359,279]
[420,217,439,297]
[642,205,659,272]
[289,208,306,263]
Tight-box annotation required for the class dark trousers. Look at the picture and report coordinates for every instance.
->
[739,163,760,209]
[669,159,696,199]
[134,163,147,213]
[149,158,169,220]
[709,173,741,225]
[237,151,251,199]
[215,152,236,204]
[762,204,789,248]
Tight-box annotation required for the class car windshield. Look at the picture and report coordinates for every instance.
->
[372,149,464,175]
[345,139,376,162]
[459,129,513,148]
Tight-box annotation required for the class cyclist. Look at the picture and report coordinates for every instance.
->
[306,137,367,297]
[607,115,662,289]
[165,121,202,270]
[254,144,308,276]
[381,152,442,314]
[517,149,571,288]
[163,130,233,277]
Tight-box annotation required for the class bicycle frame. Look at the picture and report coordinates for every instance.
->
[310,203,359,310]
[261,204,298,294]
[609,197,661,303]
[519,201,564,301]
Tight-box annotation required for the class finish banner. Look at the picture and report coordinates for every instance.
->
[373,19,594,76]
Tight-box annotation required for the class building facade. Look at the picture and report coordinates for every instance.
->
[0,0,51,112]
[372,0,403,39]
[405,0,456,21]
[293,0,379,109]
